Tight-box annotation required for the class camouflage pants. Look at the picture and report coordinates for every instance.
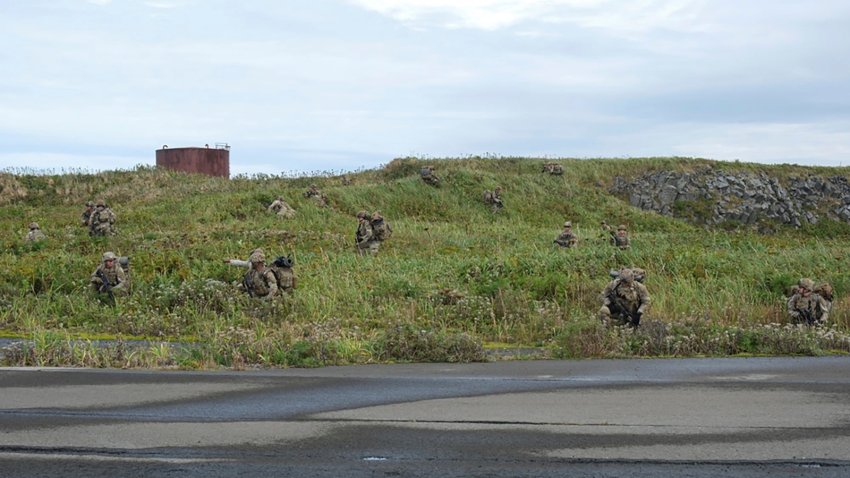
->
[598,304,639,326]
[90,225,112,236]
[357,240,381,256]
[277,208,296,218]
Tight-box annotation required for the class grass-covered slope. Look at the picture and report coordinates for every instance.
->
[2,156,850,368]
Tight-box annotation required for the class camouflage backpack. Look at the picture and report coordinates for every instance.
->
[271,255,296,291]
[815,282,834,302]
[372,219,393,241]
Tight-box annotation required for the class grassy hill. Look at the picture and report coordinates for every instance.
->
[2,156,850,368]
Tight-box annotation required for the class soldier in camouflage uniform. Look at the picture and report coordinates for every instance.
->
[599,268,650,327]
[90,251,128,298]
[303,184,328,207]
[25,222,46,242]
[554,221,578,248]
[270,255,296,293]
[787,278,830,325]
[355,210,378,256]
[241,250,278,300]
[420,166,440,187]
[89,200,116,236]
[81,201,94,227]
[483,186,503,212]
[611,224,631,250]
[369,211,392,253]
[225,249,296,294]
[267,196,296,218]
[542,162,564,175]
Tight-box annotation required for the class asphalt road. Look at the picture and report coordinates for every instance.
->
[1,357,849,477]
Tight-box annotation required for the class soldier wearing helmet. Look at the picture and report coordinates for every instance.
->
[224,248,296,293]
[303,184,328,207]
[90,251,128,298]
[355,210,376,255]
[267,195,296,218]
[542,162,564,175]
[89,199,116,237]
[612,224,631,250]
[241,250,278,300]
[368,210,392,254]
[25,222,46,242]
[483,186,503,212]
[599,267,650,327]
[553,221,578,248]
[787,278,830,325]
[81,201,95,227]
[420,166,440,187]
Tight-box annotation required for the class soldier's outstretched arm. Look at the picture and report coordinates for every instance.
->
[225,259,251,269]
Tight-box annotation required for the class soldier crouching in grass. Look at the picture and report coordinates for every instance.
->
[611,224,631,250]
[225,249,296,294]
[420,166,441,187]
[787,278,831,325]
[483,186,504,212]
[355,210,375,256]
[267,195,296,218]
[90,251,128,304]
[553,221,578,248]
[599,268,650,327]
[240,250,278,300]
[89,199,116,237]
[25,222,46,243]
[81,201,94,227]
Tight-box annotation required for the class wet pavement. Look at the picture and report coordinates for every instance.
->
[1,357,849,477]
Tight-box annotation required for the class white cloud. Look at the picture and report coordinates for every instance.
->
[2,1,849,174]
[346,0,709,33]
[143,2,183,9]
[591,121,850,167]
[347,0,586,30]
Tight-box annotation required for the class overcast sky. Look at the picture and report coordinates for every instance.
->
[2,0,849,176]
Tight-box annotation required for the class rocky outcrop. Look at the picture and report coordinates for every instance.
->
[611,167,850,227]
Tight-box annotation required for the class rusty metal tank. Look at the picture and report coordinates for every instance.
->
[155,144,230,178]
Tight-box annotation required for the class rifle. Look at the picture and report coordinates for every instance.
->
[242,270,254,297]
[611,295,642,327]
[96,269,115,304]
[799,307,815,325]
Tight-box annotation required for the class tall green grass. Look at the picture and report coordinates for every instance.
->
[2,157,850,367]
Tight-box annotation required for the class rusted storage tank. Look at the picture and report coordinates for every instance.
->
[155,144,230,178]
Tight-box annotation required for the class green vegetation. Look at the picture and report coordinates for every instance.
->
[2,156,850,368]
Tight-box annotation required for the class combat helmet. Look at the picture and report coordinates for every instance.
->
[249,251,266,264]
[618,268,635,283]
[28,222,39,230]
[102,251,117,262]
